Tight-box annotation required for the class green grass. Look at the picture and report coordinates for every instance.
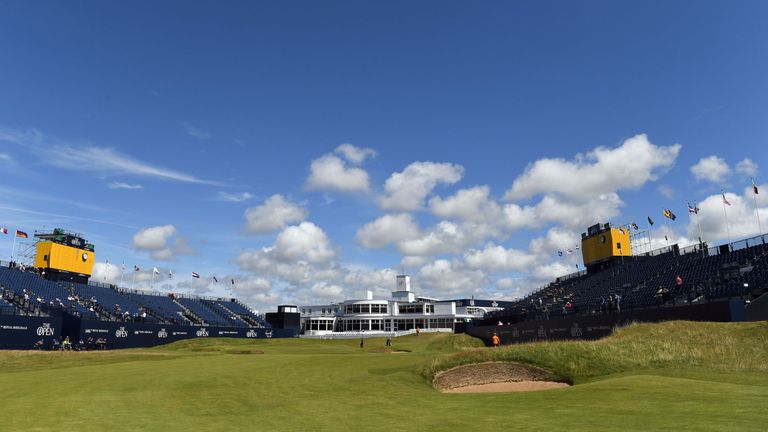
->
[0,321,766,431]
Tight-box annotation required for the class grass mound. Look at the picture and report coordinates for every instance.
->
[422,321,768,384]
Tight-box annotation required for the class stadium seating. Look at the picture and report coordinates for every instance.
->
[176,297,232,327]
[491,234,768,322]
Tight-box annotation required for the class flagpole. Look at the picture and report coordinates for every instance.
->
[118,262,125,289]
[664,209,670,247]
[647,221,652,254]
[753,180,762,234]
[10,233,17,263]
[151,271,155,290]
[131,270,137,291]
[722,189,731,245]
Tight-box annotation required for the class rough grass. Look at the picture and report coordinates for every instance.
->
[0,321,766,432]
[422,321,768,383]
[421,321,768,384]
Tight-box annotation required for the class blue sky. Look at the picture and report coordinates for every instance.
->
[1,1,767,311]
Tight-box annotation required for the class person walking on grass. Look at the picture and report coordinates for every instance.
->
[491,333,500,348]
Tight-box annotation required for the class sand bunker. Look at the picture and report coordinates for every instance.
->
[433,362,570,393]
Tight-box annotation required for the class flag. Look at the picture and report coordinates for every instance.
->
[191,272,200,278]
[575,244,580,250]
[169,269,174,279]
[752,178,759,195]
[631,222,639,230]
[663,209,677,221]
[566,248,573,254]
[121,262,126,271]
[664,235,669,241]
[722,192,731,206]
[231,278,235,285]
[618,228,625,235]
[687,202,699,214]
[647,216,654,226]
[213,276,219,283]
[557,250,563,257]
[134,265,140,272]
[0,227,7,234]
[15,230,28,238]
[153,267,160,275]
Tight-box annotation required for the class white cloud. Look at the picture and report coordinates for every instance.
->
[691,155,730,184]
[243,194,307,235]
[658,184,675,199]
[91,262,123,284]
[305,154,370,193]
[216,191,253,202]
[416,259,486,296]
[272,222,336,264]
[182,122,212,140]
[528,227,581,256]
[310,282,344,300]
[428,185,502,223]
[378,161,465,211]
[689,187,767,243]
[504,134,680,201]
[131,225,194,261]
[526,193,624,230]
[0,127,219,185]
[227,277,276,310]
[238,222,335,275]
[0,153,11,162]
[151,248,174,261]
[335,143,376,164]
[397,221,478,256]
[107,181,143,190]
[133,225,176,250]
[463,244,538,272]
[735,158,758,178]
[355,213,420,249]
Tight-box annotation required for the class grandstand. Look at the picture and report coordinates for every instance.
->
[469,226,768,346]
[488,231,768,324]
[2,222,766,349]
[0,228,300,349]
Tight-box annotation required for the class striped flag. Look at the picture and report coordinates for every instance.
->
[722,192,731,206]
[15,230,28,238]
[753,178,759,195]
[191,272,200,278]
[0,227,7,234]
[153,267,160,275]
[134,265,140,272]
[687,202,699,214]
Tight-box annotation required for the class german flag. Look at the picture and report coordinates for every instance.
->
[15,230,28,238]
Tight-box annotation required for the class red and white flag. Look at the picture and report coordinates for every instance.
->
[0,227,8,234]
[191,272,200,278]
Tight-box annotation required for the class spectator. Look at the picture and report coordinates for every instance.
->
[491,333,500,348]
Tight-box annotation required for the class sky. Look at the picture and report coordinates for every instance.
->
[1,1,767,312]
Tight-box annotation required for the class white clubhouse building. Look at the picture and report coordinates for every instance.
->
[299,275,509,335]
